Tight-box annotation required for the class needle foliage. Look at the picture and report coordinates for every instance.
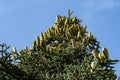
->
[0,11,119,80]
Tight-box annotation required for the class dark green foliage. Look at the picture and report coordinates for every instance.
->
[0,43,36,80]
[0,11,119,80]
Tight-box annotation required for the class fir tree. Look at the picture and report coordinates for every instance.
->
[0,11,119,80]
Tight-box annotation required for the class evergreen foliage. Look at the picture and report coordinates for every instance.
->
[0,11,119,80]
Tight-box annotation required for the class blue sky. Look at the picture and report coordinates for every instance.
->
[0,0,120,76]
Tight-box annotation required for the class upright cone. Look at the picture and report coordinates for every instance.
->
[12,47,17,53]
[92,50,100,62]
[102,47,109,60]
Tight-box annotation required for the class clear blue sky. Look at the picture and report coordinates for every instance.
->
[0,0,120,76]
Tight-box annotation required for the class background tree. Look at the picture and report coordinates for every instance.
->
[0,11,119,80]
